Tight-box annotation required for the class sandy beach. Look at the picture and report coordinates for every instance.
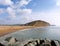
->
[0,26,34,37]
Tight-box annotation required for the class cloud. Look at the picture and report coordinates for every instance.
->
[19,0,31,6]
[0,0,32,18]
[7,7,16,18]
[6,7,32,18]
[0,8,7,15]
[55,0,60,6]
[19,9,32,15]
[10,0,32,18]
[0,0,13,5]
[0,9,4,14]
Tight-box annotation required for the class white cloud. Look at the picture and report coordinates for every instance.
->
[6,7,32,18]
[10,0,32,18]
[7,7,16,18]
[19,0,31,6]
[0,0,13,5]
[20,9,32,15]
[9,0,31,9]
[55,0,60,6]
[0,0,32,18]
[0,9,4,14]
[5,0,13,5]
[0,8,7,15]
[24,16,32,21]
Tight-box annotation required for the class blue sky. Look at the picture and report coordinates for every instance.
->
[0,0,60,26]
[26,0,55,11]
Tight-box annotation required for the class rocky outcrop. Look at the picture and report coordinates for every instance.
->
[0,43,5,46]
[2,37,60,46]
[24,39,60,46]
[5,37,18,46]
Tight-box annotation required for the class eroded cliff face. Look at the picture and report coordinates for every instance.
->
[24,20,50,27]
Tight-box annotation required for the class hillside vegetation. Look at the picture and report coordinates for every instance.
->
[23,20,50,27]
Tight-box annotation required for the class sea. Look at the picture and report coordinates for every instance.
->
[0,26,60,43]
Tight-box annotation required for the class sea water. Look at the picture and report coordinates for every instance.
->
[0,26,60,43]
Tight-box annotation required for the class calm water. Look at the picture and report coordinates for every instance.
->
[0,26,60,42]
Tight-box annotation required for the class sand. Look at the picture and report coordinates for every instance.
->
[0,26,34,37]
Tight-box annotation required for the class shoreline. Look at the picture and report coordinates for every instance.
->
[0,26,34,37]
[0,26,50,37]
